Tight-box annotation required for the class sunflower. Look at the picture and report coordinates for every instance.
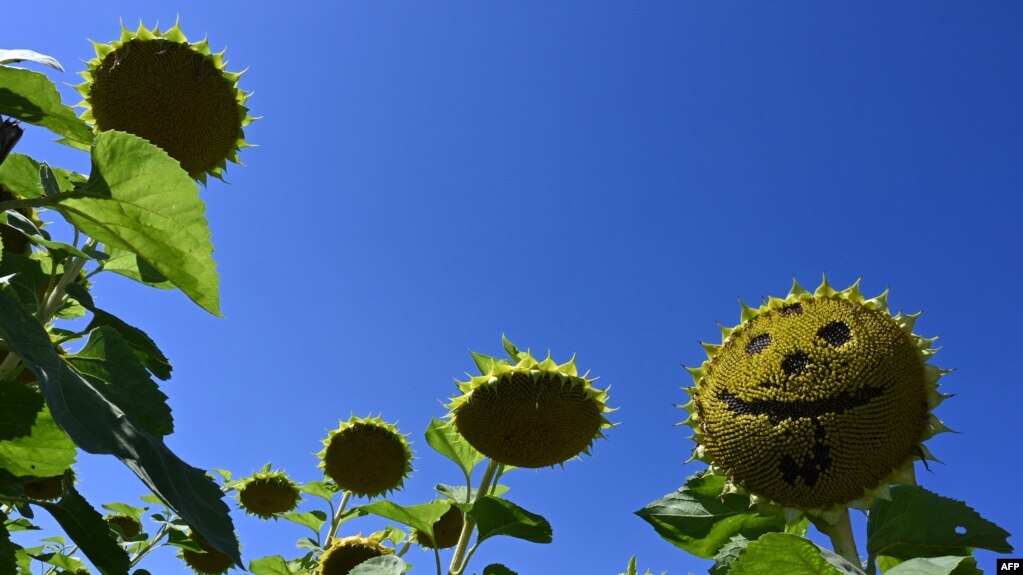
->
[318,415,413,497]
[236,468,301,519]
[448,337,613,468]
[682,277,949,519]
[77,21,253,182]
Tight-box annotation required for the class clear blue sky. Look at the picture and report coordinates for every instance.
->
[6,2,1023,574]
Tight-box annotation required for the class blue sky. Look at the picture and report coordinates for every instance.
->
[6,2,1023,573]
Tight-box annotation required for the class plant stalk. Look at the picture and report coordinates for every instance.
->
[821,508,860,567]
[447,459,500,575]
[325,490,352,544]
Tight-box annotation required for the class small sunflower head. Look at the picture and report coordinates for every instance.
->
[318,535,393,575]
[77,21,254,182]
[447,337,613,468]
[180,531,234,575]
[236,467,301,519]
[22,470,74,501]
[413,505,463,549]
[683,277,950,518]
[106,514,143,539]
[318,415,413,497]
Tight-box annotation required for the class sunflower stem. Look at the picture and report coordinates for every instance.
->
[821,508,860,567]
[448,459,500,575]
[325,490,352,544]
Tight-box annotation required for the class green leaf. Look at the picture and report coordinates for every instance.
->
[299,480,338,503]
[349,555,407,575]
[711,535,751,575]
[0,153,43,198]
[0,286,240,565]
[470,496,552,544]
[729,533,843,575]
[65,326,173,436]
[482,564,517,575]
[53,131,219,315]
[101,502,147,520]
[0,67,92,146]
[635,472,788,559]
[0,379,43,441]
[0,49,64,72]
[425,418,483,481]
[249,555,294,575]
[281,511,328,536]
[0,521,15,575]
[359,500,450,537]
[867,486,1013,562]
[0,251,47,310]
[3,518,38,532]
[0,402,75,478]
[33,481,130,575]
[81,309,171,380]
[884,556,979,575]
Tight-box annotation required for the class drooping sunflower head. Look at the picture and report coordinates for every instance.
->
[412,504,463,549]
[77,21,253,182]
[682,277,950,518]
[236,467,301,519]
[318,535,393,575]
[318,415,413,498]
[106,514,143,539]
[180,531,234,575]
[447,336,613,468]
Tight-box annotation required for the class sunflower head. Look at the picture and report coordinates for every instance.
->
[106,514,143,539]
[21,470,75,501]
[412,504,463,549]
[77,21,254,182]
[180,531,234,575]
[682,277,950,518]
[447,336,613,468]
[236,467,301,519]
[318,415,413,498]
[318,535,393,575]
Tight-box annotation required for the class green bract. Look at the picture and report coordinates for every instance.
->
[77,21,253,182]
[448,337,613,468]
[682,277,950,518]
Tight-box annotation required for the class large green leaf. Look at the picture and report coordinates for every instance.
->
[359,500,450,537]
[470,496,552,544]
[0,402,75,478]
[349,556,407,575]
[884,556,980,575]
[0,379,43,441]
[729,533,845,575]
[65,327,173,436]
[34,482,130,575]
[635,473,788,559]
[0,67,92,147]
[425,418,483,481]
[0,286,240,565]
[867,486,1012,562]
[52,130,219,315]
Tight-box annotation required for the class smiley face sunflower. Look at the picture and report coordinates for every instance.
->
[682,277,950,515]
